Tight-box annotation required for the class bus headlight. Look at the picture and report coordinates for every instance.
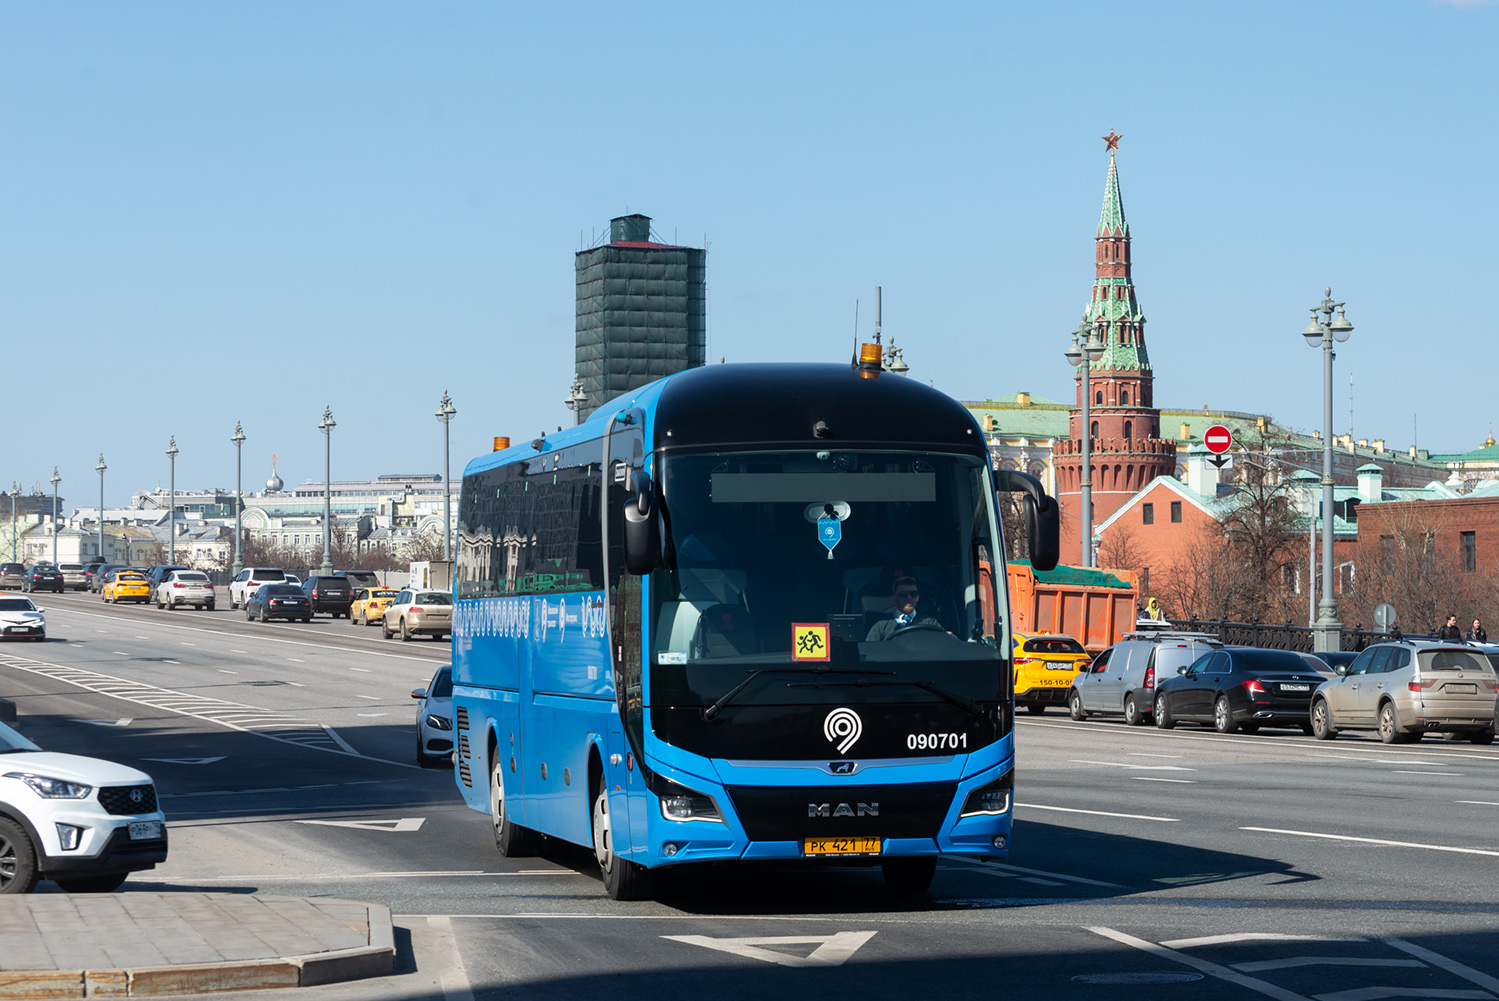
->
[654,780,723,823]
[960,770,1013,818]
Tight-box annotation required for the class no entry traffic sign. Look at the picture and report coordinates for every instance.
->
[1204,425,1233,454]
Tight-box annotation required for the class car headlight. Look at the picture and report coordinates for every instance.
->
[6,772,92,799]
[959,770,1013,818]
[425,714,452,731]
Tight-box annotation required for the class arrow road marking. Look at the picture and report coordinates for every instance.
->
[141,757,227,765]
[71,718,132,727]
[663,931,876,968]
[1312,990,1491,1000]
[295,817,426,832]
[1088,927,1312,1001]
[1386,938,1499,995]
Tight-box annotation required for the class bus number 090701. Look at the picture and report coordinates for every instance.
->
[907,733,966,750]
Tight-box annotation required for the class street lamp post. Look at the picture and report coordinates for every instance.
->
[564,379,587,425]
[166,437,179,564]
[1065,318,1107,567]
[231,422,246,575]
[1301,287,1354,653]
[9,481,18,562]
[95,455,106,563]
[319,407,336,577]
[49,468,60,565]
[436,392,457,561]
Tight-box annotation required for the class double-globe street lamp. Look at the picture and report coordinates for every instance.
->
[1301,287,1354,653]
[231,422,246,575]
[9,481,19,562]
[95,455,106,563]
[319,407,336,578]
[166,437,179,565]
[49,468,60,565]
[436,392,457,561]
[1065,317,1107,567]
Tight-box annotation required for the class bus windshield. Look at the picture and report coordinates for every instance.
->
[650,449,1005,708]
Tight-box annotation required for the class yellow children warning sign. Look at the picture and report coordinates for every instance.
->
[792,623,830,662]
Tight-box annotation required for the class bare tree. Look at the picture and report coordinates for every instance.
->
[1347,502,1499,636]
[1096,521,1146,580]
[401,531,445,563]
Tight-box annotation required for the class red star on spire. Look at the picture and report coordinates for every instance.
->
[1102,129,1122,154]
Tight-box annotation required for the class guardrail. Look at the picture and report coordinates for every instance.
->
[1164,617,1393,653]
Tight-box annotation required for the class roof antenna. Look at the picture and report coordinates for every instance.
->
[874,286,883,346]
[852,299,859,362]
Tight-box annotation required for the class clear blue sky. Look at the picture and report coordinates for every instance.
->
[3,1,1494,507]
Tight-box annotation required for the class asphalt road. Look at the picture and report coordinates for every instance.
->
[6,591,1499,1000]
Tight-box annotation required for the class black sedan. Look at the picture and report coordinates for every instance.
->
[22,565,64,594]
[1153,647,1324,734]
[245,584,312,623]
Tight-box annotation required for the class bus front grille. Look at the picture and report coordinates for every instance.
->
[723,782,957,841]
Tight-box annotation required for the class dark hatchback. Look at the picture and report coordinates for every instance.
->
[301,576,353,617]
[22,565,63,594]
[1154,647,1325,734]
[245,584,312,623]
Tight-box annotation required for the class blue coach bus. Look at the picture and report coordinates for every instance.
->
[449,354,1058,899]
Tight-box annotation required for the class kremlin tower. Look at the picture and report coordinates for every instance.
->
[1055,133,1176,560]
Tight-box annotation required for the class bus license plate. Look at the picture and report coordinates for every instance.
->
[803,837,881,857]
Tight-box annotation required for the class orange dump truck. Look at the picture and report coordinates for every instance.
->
[1007,560,1139,654]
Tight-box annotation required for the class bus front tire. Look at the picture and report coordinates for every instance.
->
[491,758,536,857]
[593,777,651,900]
[880,856,937,894]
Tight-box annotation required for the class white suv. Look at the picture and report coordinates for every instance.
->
[229,567,287,610]
[0,720,168,893]
[156,570,215,611]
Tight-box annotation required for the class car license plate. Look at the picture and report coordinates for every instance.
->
[1279,683,1310,692]
[803,836,881,857]
[128,821,162,840]
[1445,683,1477,695]
[1041,678,1068,686]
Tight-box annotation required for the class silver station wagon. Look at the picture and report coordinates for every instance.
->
[1310,641,1497,744]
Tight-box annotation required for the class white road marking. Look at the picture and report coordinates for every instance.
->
[96,629,108,633]
[426,915,475,1001]
[1234,958,1425,973]
[218,669,237,675]
[1019,803,1178,822]
[287,682,305,687]
[1242,827,1499,858]
[1164,934,1367,949]
[71,718,132,727]
[295,817,426,832]
[1128,752,1183,758]
[1394,770,1463,776]
[1018,718,1499,761]
[1133,777,1195,783]
[351,667,371,672]
[232,649,248,653]
[112,651,129,656]
[134,635,148,639]
[163,659,180,665]
[1089,926,1313,1001]
[179,870,577,880]
[1457,801,1499,806]
[1386,938,1499,994]
[141,756,226,765]
[287,657,305,663]
[1312,988,1491,1000]
[1017,876,1064,886]
[357,713,387,717]
[1070,758,1194,772]
[357,695,382,700]
[180,642,195,647]
[663,931,877,968]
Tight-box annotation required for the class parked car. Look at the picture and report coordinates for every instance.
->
[21,566,63,594]
[284,574,301,587]
[0,718,168,893]
[1154,647,1324,734]
[300,576,354,618]
[102,570,152,604]
[335,570,382,590]
[88,563,127,593]
[350,587,401,626]
[382,589,452,641]
[228,567,287,610]
[411,665,454,767]
[155,571,215,611]
[1310,641,1498,744]
[56,563,88,591]
[1069,630,1224,725]
[144,565,190,593]
[244,583,311,623]
[0,596,46,642]
[0,563,25,590]
[1012,631,1091,715]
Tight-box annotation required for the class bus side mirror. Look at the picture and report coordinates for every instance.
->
[995,470,1060,572]
[624,470,660,576]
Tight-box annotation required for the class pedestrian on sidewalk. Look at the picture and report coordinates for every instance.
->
[1468,618,1488,643]
[1438,614,1463,641]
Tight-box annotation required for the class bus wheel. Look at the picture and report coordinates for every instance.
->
[593,777,651,900]
[490,757,535,856]
[881,856,937,894]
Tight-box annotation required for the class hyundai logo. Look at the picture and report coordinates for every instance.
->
[808,802,878,818]
[128,789,144,805]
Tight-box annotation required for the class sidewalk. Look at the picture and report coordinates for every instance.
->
[0,894,394,998]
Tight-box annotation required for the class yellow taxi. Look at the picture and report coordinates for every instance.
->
[102,571,152,605]
[1012,630,1092,715]
[351,587,402,626]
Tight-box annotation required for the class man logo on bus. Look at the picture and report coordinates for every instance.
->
[824,707,862,754]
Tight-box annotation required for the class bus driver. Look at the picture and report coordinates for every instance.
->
[866,576,941,641]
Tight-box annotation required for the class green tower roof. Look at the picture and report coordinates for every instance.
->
[1097,155,1128,238]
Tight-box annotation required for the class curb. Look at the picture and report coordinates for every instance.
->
[0,904,394,999]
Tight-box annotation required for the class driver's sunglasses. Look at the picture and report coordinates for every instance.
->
[895,589,919,599]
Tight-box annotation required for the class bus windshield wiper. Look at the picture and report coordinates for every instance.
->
[788,678,986,718]
[702,667,890,721]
